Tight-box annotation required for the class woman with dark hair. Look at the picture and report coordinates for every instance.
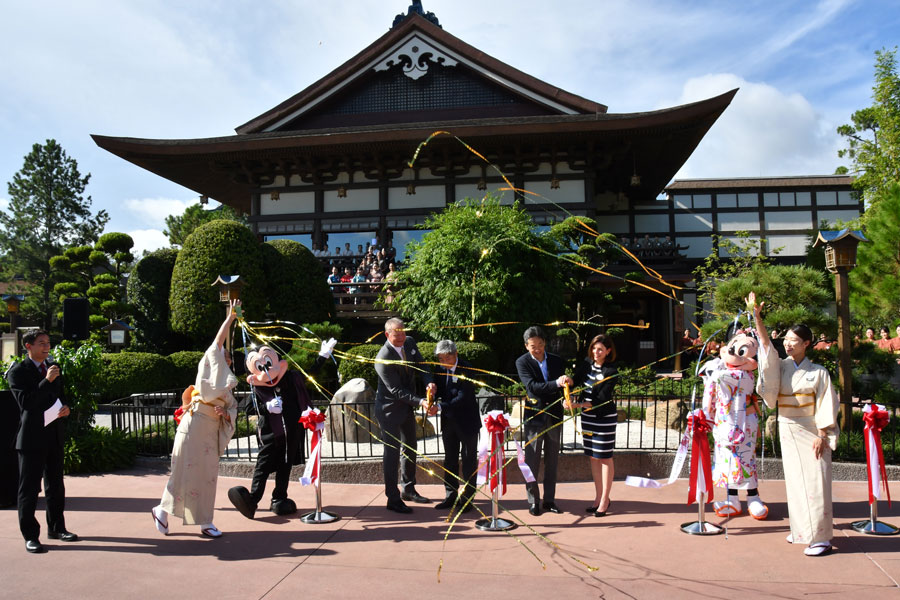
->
[750,292,839,556]
[876,327,894,352]
[572,334,618,516]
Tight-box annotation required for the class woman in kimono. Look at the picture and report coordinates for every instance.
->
[750,292,839,556]
[151,300,240,538]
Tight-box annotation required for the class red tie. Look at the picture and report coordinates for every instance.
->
[39,363,48,378]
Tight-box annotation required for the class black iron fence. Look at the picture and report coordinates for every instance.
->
[98,383,898,464]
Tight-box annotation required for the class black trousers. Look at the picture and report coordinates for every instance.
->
[249,438,292,504]
[18,443,66,540]
[1,446,18,507]
[378,410,418,502]
[441,424,478,500]
[523,422,561,505]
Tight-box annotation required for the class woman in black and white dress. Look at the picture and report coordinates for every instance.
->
[572,334,618,516]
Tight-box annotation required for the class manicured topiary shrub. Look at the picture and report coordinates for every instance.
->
[262,239,332,324]
[167,350,205,384]
[169,220,266,348]
[127,248,179,352]
[96,352,176,402]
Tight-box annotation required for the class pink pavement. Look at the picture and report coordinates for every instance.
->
[1,469,898,599]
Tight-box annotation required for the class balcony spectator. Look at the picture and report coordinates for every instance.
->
[340,267,353,304]
[383,262,398,304]
[350,267,367,303]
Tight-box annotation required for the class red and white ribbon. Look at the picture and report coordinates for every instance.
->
[863,404,891,507]
[686,408,714,505]
[477,411,510,495]
[626,391,696,490]
[299,408,326,487]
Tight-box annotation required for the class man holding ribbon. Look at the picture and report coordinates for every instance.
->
[433,340,480,513]
[515,326,572,516]
[374,318,436,513]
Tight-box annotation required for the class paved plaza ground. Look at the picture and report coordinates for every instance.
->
[1,467,899,599]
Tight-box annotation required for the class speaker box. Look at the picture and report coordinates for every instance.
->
[63,297,90,341]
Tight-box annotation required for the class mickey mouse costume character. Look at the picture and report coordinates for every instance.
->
[699,328,768,520]
[228,338,336,519]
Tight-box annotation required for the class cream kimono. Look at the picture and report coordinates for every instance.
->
[160,344,238,525]
[756,347,839,545]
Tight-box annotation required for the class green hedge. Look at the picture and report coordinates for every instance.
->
[336,341,496,391]
[64,426,137,474]
[96,351,204,402]
[262,239,333,324]
[127,247,179,352]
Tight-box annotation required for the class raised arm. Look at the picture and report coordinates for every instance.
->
[213,299,240,350]
[747,292,769,351]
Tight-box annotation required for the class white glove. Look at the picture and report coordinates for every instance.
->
[319,337,338,358]
[266,397,283,415]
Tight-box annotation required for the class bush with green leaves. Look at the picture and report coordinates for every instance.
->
[167,350,205,384]
[51,342,104,438]
[169,220,266,349]
[127,247,180,352]
[95,352,177,402]
[64,426,136,474]
[262,239,332,324]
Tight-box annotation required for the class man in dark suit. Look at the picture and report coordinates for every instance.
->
[515,326,572,516]
[374,317,436,513]
[433,340,480,513]
[8,330,77,553]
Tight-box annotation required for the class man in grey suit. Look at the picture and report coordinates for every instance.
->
[374,318,437,513]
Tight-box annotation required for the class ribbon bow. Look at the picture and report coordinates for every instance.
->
[686,409,714,505]
[299,408,326,486]
[479,411,510,495]
[863,404,891,507]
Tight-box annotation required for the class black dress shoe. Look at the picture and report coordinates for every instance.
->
[529,503,541,516]
[25,540,45,553]
[47,530,78,542]
[542,502,562,514]
[434,495,458,510]
[585,505,599,514]
[386,499,413,514]
[400,491,431,504]
[594,501,611,517]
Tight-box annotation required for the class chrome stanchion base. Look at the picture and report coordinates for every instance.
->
[475,516,516,531]
[680,495,723,535]
[301,510,340,524]
[680,520,724,535]
[851,519,899,535]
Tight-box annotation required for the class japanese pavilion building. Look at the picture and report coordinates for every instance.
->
[93,2,861,364]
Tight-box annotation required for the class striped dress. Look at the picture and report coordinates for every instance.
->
[576,361,618,459]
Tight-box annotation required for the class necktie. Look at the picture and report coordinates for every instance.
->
[39,363,47,378]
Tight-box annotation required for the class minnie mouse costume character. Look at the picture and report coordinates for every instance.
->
[228,339,336,519]
[700,329,769,520]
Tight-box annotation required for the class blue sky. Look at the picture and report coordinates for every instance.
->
[1,0,897,255]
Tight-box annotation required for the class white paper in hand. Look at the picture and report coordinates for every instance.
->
[44,399,63,427]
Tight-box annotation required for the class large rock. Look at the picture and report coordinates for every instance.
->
[328,378,376,443]
[644,399,683,430]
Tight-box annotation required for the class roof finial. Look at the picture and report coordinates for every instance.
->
[392,1,441,29]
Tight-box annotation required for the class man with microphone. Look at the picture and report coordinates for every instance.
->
[7,330,76,553]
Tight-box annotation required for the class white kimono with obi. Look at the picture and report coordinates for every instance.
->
[160,344,238,525]
[757,346,839,545]
[700,359,759,490]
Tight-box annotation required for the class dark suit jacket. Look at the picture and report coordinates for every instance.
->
[374,336,433,426]
[434,358,481,436]
[573,360,618,417]
[515,351,566,426]
[8,359,67,451]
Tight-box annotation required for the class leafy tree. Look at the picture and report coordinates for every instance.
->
[837,47,900,209]
[850,183,900,325]
[261,239,333,324]
[169,220,267,348]
[0,140,108,330]
[701,263,834,340]
[164,203,247,247]
[393,196,566,361]
[127,248,180,352]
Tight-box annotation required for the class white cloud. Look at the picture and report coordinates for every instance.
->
[128,229,171,257]
[0,196,8,213]
[673,74,842,179]
[123,197,197,230]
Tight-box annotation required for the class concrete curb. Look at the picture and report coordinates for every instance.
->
[137,452,900,485]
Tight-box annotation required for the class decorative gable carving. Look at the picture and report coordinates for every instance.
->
[373,35,458,80]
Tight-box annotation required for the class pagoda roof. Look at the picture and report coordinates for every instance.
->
[236,13,607,135]
[92,89,736,213]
